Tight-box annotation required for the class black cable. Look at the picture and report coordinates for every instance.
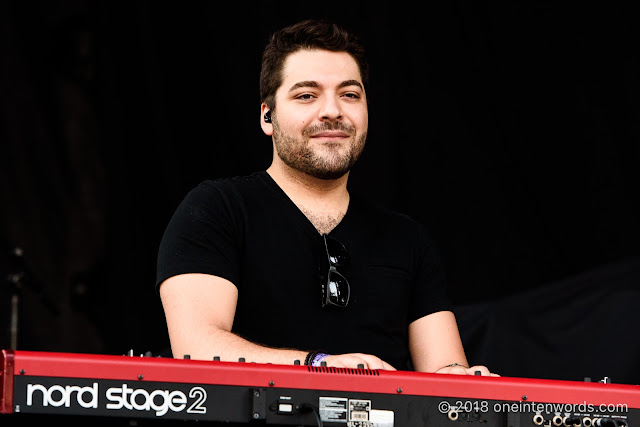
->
[297,402,323,427]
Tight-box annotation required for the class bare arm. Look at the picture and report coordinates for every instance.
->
[159,273,395,369]
[160,273,307,363]
[409,310,497,376]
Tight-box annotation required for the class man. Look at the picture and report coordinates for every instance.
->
[157,19,494,375]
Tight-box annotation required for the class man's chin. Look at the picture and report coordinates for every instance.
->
[297,161,352,180]
[311,170,349,180]
[279,150,356,180]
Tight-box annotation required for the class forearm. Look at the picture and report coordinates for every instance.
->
[409,311,469,372]
[160,275,307,364]
[169,327,394,370]
[169,326,308,365]
[409,311,497,376]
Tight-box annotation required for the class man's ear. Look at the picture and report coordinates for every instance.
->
[260,103,273,135]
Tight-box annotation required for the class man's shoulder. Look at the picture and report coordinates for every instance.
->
[172,171,276,218]
[187,171,273,200]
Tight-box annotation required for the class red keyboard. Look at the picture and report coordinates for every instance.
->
[2,349,639,426]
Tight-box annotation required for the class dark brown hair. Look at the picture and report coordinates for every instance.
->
[259,19,369,110]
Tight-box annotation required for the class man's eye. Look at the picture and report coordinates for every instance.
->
[343,93,361,99]
[296,94,315,100]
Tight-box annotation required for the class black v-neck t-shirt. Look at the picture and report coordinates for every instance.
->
[157,171,451,370]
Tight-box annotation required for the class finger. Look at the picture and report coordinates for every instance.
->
[358,354,395,371]
[354,355,381,370]
[324,354,371,369]
[365,359,395,371]
[381,361,397,371]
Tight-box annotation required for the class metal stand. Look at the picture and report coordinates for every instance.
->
[7,247,25,350]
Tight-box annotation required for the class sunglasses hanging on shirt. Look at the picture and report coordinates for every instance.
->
[320,234,351,308]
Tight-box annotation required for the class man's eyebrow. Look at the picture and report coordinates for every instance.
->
[288,81,319,92]
[338,79,363,90]
[288,80,363,92]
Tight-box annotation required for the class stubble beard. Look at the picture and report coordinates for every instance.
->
[272,119,367,180]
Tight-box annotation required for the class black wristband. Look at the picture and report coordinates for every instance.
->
[304,351,320,366]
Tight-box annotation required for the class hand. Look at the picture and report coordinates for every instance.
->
[434,364,499,377]
[322,353,396,371]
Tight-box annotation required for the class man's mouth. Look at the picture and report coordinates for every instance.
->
[311,131,350,138]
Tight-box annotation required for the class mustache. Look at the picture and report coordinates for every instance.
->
[302,122,355,137]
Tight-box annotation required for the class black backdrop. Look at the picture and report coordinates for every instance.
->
[1,1,639,384]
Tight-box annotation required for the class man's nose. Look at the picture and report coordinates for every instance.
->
[318,96,343,121]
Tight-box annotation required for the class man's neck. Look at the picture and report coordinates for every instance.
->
[266,163,350,235]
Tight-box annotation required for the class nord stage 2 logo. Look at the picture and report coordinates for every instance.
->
[13,376,247,421]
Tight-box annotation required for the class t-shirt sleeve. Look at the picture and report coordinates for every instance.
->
[156,181,241,290]
[407,225,453,323]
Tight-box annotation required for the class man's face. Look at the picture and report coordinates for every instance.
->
[270,49,368,180]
